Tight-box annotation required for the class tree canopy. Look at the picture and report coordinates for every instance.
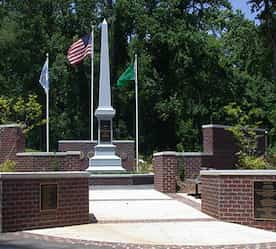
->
[0,0,275,155]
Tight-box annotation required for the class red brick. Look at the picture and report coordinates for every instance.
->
[201,175,276,232]
[1,177,89,232]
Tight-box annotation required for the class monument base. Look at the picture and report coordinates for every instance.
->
[87,144,125,173]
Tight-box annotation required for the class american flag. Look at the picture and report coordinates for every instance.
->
[67,34,92,65]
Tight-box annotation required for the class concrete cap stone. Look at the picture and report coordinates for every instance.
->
[16,151,81,157]
[153,151,177,156]
[90,173,154,178]
[154,151,212,157]
[0,171,89,179]
[201,169,276,176]
[202,124,266,132]
[0,124,21,128]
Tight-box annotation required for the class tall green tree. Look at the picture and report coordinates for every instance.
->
[248,0,276,79]
[0,0,275,156]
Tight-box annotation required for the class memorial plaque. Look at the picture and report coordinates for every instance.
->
[254,181,276,220]
[100,120,111,142]
[41,184,58,210]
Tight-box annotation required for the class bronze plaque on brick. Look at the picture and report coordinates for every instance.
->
[41,184,58,210]
[254,181,276,220]
[100,120,111,142]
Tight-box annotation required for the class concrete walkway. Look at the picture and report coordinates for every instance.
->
[25,185,276,247]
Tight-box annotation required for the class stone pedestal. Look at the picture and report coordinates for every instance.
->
[89,145,122,172]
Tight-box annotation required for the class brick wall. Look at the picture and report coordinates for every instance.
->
[153,124,267,193]
[0,125,134,173]
[0,172,89,232]
[0,180,2,233]
[0,125,25,164]
[154,152,212,193]
[153,153,178,193]
[181,154,213,179]
[203,126,237,155]
[201,171,276,231]
[15,152,85,172]
[203,125,266,169]
[58,140,134,171]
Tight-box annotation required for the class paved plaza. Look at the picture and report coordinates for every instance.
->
[7,185,273,248]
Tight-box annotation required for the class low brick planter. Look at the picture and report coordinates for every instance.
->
[0,172,89,232]
[201,170,276,231]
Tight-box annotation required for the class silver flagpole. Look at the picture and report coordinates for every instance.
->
[91,25,94,141]
[135,54,139,171]
[46,53,49,152]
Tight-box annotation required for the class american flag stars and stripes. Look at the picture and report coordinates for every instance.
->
[67,34,92,65]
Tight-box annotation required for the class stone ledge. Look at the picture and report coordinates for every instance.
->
[16,151,81,157]
[200,169,276,176]
[90,173,154,178]
[58,140,135,144]
[0,171,89,179]
[177,152,213,157]
[0,124,21,128]
[153,151,177,156]
[202,124,266,132]
[153,151,212,157]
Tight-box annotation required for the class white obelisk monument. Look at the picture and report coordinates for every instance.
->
[87,19,124,172]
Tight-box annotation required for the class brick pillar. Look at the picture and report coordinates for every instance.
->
[0,180,2,233]
[202,124,267,169]
[0,124,25,164]
[153,152,177,193]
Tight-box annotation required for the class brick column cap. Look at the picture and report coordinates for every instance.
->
[0,171,89,179]
[154,151,212,157]
[202,124,266,132]
[0,124,21,128]
[201,169,276,176]
[153,151,177,156]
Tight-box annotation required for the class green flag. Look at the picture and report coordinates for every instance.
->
[116,64,135,87]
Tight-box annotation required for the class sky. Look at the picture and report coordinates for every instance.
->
[229,0,257,21]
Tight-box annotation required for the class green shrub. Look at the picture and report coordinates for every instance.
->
[264,145,276,169]
[138,160,153,173]
[224,102,267,169]
[238,155,268,169]
[0,160,16,172]
[25,148,41,152]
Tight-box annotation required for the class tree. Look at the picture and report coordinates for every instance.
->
[224,102,268,169]
[0,94,45,134]
[248,0,276,79]
[0,0,275,156]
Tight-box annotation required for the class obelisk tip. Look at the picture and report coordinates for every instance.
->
[103,18,107,25]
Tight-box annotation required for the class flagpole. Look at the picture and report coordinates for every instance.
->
[135,54,139,171]
[91,25,94,141]
[46,53,49,152]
